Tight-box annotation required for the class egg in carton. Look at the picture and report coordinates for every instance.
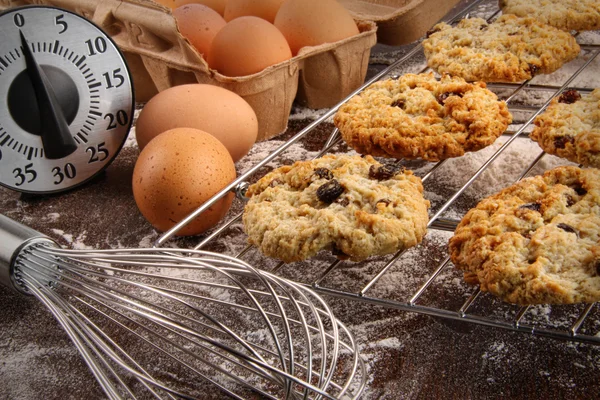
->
[0,0,377,141]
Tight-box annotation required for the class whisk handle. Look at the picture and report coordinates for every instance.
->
[0,214,56,294]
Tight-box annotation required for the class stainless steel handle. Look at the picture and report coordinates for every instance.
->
[0,214,55,294]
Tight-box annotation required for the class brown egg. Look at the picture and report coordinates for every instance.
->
[155,0,175,8]
[207,16,292,77]
[135,84,258,162]
[274,0,359,55]
[132,127,236,236]
[224,0,284,23]
[173,4,226,59]
[173,0,227,15]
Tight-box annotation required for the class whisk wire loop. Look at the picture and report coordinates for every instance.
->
[1,217,366,400]
[20,257,285,399]
[21,273,139,400]
[23,251,291,391]
[39,248,299,389]
[71,296,266,400]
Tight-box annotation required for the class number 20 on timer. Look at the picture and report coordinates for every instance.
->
[0,5,134,193]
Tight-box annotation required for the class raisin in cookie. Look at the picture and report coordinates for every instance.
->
[243,154,430,263]
[500,0,600,32]
[449,166,600,305]
[422,15,580,82]
[531,89,600,168]
[333,72,512,161]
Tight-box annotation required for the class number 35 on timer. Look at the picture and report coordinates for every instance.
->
[0,5,134,194]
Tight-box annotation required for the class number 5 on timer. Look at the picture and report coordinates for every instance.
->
[0,5,134,193]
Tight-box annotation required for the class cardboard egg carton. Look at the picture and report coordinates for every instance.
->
[339,0,461,45]
[0,0,377,141]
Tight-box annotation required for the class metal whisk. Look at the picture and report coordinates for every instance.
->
[0,214,366,399]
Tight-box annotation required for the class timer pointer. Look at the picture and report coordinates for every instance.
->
[18,30,77,159]
[0,5,134,194]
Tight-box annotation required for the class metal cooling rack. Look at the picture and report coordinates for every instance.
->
[157,0,600,345]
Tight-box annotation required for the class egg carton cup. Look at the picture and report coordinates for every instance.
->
[339,0,461,45]
[0,0,377,141]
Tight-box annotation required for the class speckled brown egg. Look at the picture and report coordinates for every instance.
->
[135,84,258,162]
[173,4,226,59]
[172,0,227,15]
[155,0,175,8]
[132,127,236,236]
[274,0,359,55]
[207,16,292,77]
[224,0,284,23]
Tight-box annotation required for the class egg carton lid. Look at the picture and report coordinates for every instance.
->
[0,0,377,142]
[339,0,462,45]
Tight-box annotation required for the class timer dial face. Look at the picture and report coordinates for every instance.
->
[0,6,134,193]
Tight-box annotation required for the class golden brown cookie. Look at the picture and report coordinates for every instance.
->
[500,0,600,32]
[243,154,430,263]
[531,89,600,168]
[449,166,600,305]
[422,15,580,82]
[333,72,512,162]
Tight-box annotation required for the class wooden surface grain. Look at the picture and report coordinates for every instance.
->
[1,0,599,398]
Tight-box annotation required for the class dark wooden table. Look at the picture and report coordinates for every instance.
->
[1,121,598,400]
[1,0,599,398]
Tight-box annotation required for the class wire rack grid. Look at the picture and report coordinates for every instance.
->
[156,0,600,346]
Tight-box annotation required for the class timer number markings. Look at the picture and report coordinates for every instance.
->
[0,7,134,193]
[0,38,104,160]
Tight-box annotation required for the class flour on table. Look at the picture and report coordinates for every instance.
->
[3,2,600,399]
[45,213,60,222]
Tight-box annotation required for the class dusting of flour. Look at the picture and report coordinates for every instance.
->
[2,1,600,399]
